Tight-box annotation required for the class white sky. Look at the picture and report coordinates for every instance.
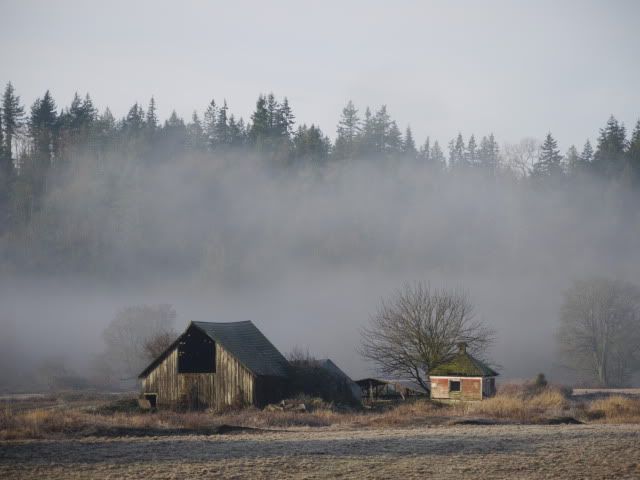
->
[2,0,639,150]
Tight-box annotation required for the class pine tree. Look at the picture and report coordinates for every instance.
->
[466,134,477,166]
[293,124,330,165]
[478,133,499,173]
[387,121,403,155]
[123,102,145,134]
[29,90,58,161]
[249,95,269,147]
[0,105,5,171]
[419,137,431,164]
[372,106,392,154]
[228,115,245,148]
[359,107,375,155]
[186,111,204,150]
[334,100,360,161]
[276,97,295,138]
[565,145,579,175]
[627,120,640,185]
[2,82,25,161]
[203,99,217,150]
[532,132,563,178]
[430,140,446,169]
[449,133,465,168]
[214,100,229,147]
[402,126,417,158]
[580,139,594,165]
[146,97,158,131]
[593,115,627,178]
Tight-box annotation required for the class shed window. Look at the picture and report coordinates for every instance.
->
[178,329,215,373]
[449,380,461,392]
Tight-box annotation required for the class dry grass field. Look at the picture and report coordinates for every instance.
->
[1,387,640,479]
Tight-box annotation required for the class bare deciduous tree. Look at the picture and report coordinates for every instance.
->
[143,331,176,361]
[360,283,495,390]
[100,304,177,381]
[503,137,541,178]
[558,278,640,387]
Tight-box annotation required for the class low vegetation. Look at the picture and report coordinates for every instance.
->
[2,385,639,441]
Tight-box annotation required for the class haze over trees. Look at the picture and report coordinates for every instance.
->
[360,283,495,390]
[558,278,640,387]
[0,82,639,279]
[98,304,178,384]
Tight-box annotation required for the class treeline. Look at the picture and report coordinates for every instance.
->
[0,82,639,274]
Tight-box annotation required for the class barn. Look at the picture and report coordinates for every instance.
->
[138,320,290,409]
[429,343,498,401]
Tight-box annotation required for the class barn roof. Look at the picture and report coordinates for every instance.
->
[429,344,498,377]
[192,321,289,378]
[139,320,290,378]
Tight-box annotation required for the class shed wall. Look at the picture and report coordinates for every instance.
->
[430,376,485,401]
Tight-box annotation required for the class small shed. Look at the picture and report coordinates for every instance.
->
[138,320,289,409]
[355,377,428,402]
[429,343,498,401]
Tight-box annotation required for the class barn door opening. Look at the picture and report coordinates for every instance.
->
[144,393,157,408]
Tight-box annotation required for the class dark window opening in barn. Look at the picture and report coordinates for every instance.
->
[178,328,215,373]
[144,393,157,408]
[449,380,461,392]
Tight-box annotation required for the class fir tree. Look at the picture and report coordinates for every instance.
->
[449,133,465,168]
[478,133,499,173]
[532,132,563,178]
[565,145,579,175]
[276,97,295,138]
[430,140,446,169]
[186,111,204,150]
[2,82,25,161]
[293,124,330,165]
[402,126,417,158]
[215,100,229,147]
[387,121,403,155]
[203,99,217,150]
[123,102,145,134]
[334,100,360,161]
[466,134,477,166]
[146,97,158,131]
[249,95,269,147]
[593,115,627,177]
[419,137,430,164]
[627,120,640,185]
[580,139,594,165]
[29,90,58,161]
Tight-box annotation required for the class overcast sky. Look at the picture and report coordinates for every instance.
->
[2,0,639,150]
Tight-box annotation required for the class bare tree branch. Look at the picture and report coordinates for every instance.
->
[359,282,495,389]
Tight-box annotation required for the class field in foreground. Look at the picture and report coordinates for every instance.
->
[1,424,639,479]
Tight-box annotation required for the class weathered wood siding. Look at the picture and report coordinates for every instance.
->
[214,343,254,408]
[142,349,180,407]
[141,341,258,409]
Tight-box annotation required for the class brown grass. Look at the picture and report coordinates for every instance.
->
[586,395,640,423]
[466,386,571,422]
[2,385,640,440]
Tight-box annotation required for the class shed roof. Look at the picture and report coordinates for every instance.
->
[139,320,290,378]
[429,348,498,377]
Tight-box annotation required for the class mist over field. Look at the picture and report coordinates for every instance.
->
[2,1,640,393]
[1,149,639,389]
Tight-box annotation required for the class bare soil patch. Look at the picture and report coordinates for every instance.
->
[1,424,639,479]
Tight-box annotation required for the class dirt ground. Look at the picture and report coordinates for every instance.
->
[1,424,639,479]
